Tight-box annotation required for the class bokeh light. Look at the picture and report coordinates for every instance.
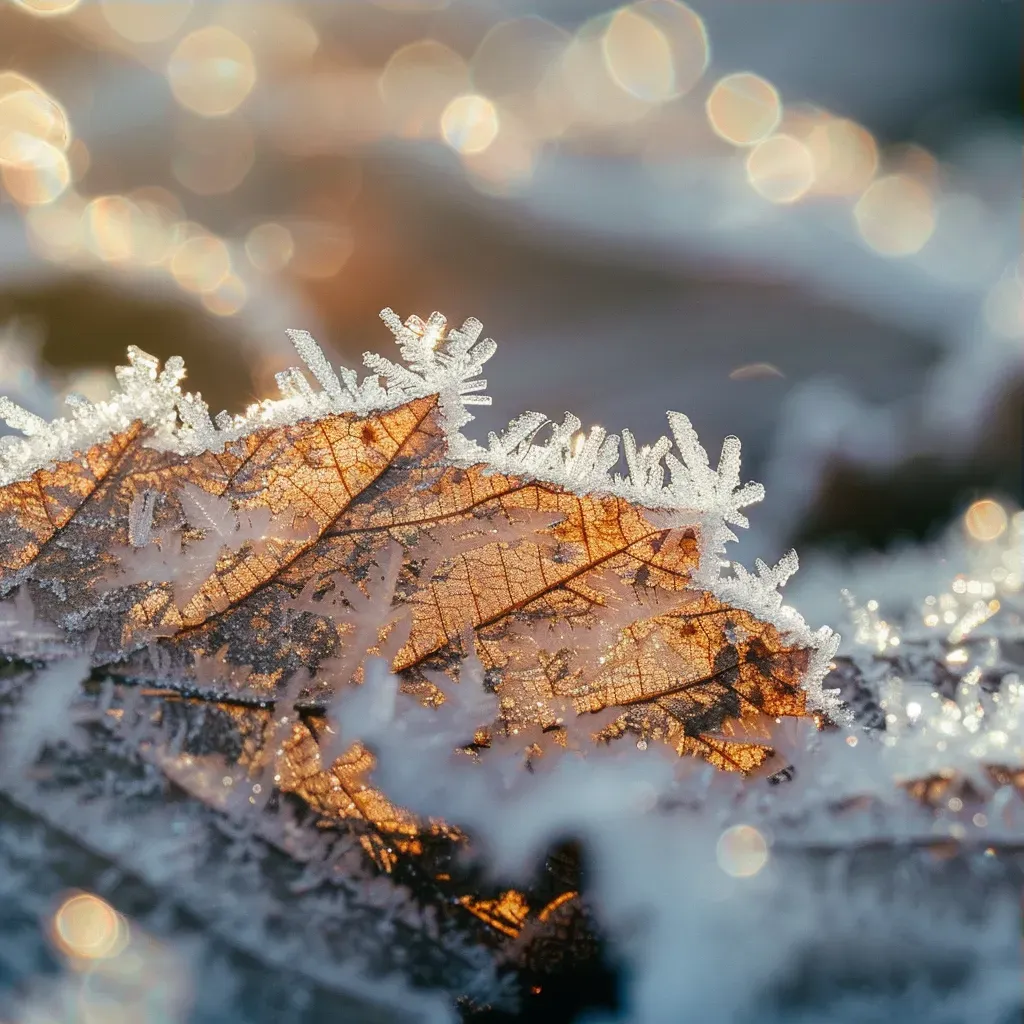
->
[100,0,192,43]
[379,40,468,138]
[51,892,128,960]
[745,133,815,204]
[0,139,70,205]
[854,174,935,256]
[290,223,354,280]
[603,1,708,103]
[170,231,232,293]
[441,94,500,155]
[461,110,538,196]
[202,274,247,316]
[705,72,781,146]
[168,27,257,118]
[246,222,294,273]
[124,186,182,265]
[218,2,320,70]
[602,5,675,103]
[889,141,939,183]
[802,116,878,195]
[729,362,784,380]
[716,825,769,877]
[0,77,73,206]
[558,14,652,126]
[0,77,71,158]
[129,184,185,223]
[471,17,570,103]
[965,499,1008,542]
[83,194,142,262]
[8,0,81,15]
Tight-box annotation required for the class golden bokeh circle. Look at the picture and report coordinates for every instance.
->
[246,222,295,273]
[706,72,781,146]
[52,892,127,960]
[716,825,769,877]
[441,94,500,155]
[168,27,257,117]
[745,133,815,204]
[854,174,935,257]
[8,0,81,15]
[170,232,232,293]
[964,499,1008,542]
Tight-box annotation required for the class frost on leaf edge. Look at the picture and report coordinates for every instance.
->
[0,307,844,719]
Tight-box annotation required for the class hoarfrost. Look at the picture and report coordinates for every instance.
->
[1,655,91,773]
[113,483,315,604]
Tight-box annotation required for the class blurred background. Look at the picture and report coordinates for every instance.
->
[0,0,1021,566]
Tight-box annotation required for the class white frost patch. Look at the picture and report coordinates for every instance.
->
[0,655,91,772]
[127,488,158,548]
[0,587,69,661]
[113,484,315,604]
[709,550,845,721]
[289,542,412,708]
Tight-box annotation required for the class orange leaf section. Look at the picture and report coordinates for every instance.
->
[0,423,142,572]
[277,717,420,839]
[0,397,809,780]
[458,890,532,939]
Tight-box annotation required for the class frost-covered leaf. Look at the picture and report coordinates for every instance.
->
[0,309,837,779]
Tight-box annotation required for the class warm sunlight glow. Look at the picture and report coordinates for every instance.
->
[9,0,81,15]
[246,222,295,273]
[602,1,708,102]
[964,500,1008,542]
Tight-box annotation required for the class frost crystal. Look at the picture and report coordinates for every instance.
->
[1,656,92,773]
[0,346,183,486]
[127,489,158,548]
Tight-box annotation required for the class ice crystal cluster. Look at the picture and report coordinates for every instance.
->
[0,311,1020,1024]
